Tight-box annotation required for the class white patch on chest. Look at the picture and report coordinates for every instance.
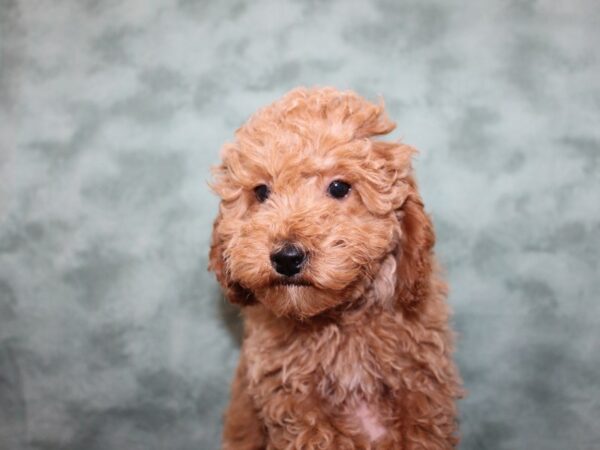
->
[355,401,386,442]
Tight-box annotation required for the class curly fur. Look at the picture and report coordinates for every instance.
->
[209,87,463,449]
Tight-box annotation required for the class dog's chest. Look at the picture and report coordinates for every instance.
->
[317,332,379,398]
[318,333,389,441]
[246,318,394,442]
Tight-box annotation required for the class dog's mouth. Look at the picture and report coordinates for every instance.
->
[271,278,313,287]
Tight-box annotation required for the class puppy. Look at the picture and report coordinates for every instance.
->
[209,87,462,449]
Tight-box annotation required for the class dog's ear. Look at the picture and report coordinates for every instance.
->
[394,175,435,309]
[370,141,435,308]
[209,210,256,306]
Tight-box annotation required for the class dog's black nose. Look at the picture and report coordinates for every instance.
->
[270,244,306,277]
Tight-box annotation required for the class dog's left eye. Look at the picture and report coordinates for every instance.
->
[254,184,270,202]
[327,180,351,199]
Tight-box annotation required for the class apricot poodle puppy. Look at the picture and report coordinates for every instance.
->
[209,87,462,449]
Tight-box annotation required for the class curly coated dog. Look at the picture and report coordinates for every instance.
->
[209,87,462,449]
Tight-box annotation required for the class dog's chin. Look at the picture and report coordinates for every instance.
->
[255,282,344,320]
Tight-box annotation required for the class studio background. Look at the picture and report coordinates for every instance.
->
[1,1,599,449]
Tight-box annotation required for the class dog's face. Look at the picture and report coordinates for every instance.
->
[210,88,432,319]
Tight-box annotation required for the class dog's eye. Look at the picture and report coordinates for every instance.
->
[327,180,351,199]
[254,184,270,202]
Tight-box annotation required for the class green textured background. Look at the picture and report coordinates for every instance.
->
[1,1,599,448]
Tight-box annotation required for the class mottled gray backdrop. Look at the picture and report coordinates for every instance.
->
[1,1,599,449]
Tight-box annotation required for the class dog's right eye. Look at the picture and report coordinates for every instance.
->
[327,180,351,199]
[254,184,270,202]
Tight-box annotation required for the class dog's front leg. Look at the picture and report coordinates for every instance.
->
[222,356,267,450]
[377,374,459,449]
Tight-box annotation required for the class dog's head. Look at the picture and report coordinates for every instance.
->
[209,87,434,319]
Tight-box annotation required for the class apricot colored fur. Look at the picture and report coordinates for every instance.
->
[209,87,463,449]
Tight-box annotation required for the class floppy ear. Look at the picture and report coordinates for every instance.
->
[208,210,256,306]
[394,175,435,308]
[367,141,434,308]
